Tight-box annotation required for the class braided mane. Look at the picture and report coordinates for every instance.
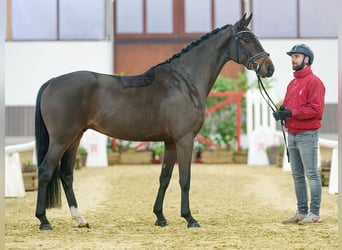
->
[121,24,232,87]
[148,24,232,72]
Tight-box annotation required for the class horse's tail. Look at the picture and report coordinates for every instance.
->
[35,81,62,208]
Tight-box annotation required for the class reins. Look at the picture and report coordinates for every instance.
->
[232,24,289,162]
[257,75,290,162]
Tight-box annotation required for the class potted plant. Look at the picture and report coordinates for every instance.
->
[119,148,152,164]
[150,142,164,164]
[265,144,284,165]
[107,137,121,165]
[320,160,331,186]
[76,146,88,168]
[21,160,38,191]
[233,148,248,164]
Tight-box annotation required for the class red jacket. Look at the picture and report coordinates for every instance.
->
[282,66,325,134]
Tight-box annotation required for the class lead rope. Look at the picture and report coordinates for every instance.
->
[257,75,290,162]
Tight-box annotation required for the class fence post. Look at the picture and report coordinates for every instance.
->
[247,89,277,166]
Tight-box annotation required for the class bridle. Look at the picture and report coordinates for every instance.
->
[232,27,269,74]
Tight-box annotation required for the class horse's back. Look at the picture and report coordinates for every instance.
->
[48,70,115,87]
[42,71,122,101]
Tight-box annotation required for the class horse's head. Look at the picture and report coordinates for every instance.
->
[230,14,274,78]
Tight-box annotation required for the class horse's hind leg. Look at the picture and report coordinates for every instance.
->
[153,142,177,227]
[36,144,64,230]
[36,161,58,230]
[60,140,89,228]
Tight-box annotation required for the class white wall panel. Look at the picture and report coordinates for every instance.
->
[5,41,113,105]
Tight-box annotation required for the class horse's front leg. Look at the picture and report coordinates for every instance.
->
[60,145,89,228]
[177,135,200,228]
[153,142,177,227]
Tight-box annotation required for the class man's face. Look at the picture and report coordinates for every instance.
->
[290,53,307,71]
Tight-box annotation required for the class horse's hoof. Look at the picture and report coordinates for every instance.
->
[78,223,90,228]
[155,219,168,227]
[39,223,53,230]
[187,221,200,228]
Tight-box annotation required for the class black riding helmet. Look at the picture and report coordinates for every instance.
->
[286,44,314,65]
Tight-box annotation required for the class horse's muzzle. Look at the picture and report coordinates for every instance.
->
[256,57,274,78]
[265,64,274,77]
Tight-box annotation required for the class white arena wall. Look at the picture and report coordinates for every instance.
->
[5,39,337,106]
[5,41,113,106]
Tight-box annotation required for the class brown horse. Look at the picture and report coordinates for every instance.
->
[35,14,274,230]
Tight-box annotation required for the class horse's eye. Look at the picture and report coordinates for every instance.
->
[242,34,251,43]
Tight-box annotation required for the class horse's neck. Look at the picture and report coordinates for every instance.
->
[170,29,232,101]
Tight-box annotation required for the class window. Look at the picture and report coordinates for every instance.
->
[299,0,338,38]
[10,0,335,41]
[10,0,106,40]
[116,0,143,33]
[146,0,173,33]
[252,0,297,38]
[184,0,241,33]
[59,0,105,40]
[184,0,211,33]
[11,0,57,40]
[116,0,173,34]
[115,0,242,38]
[214,0,241,28]
[251,0,338,38]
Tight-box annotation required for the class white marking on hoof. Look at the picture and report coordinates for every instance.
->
[70,206,88,227]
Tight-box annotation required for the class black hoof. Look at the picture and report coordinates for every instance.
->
[155,219,168,227]
[187,221,200,228]
[39,223,53,230]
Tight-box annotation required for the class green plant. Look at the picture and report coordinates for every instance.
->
[116,140,133,153]
[77,146,87,155]
[211,72,249,92]
[22,160,37,173]
[107,137,114,152]
[198,73,248,150]
[149,142,164,156]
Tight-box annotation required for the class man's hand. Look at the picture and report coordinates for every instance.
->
[273,106,292,121]
[272,111,280,121]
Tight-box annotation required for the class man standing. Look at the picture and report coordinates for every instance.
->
[273,44,325,224]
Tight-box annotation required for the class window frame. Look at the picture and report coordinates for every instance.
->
[250,0,337,39]
[114,0,245,40]
[7,0,107,41]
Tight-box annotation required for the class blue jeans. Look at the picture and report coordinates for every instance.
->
[288,130,321,216]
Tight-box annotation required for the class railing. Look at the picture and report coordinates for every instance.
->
[195,91,244,150]
[5,141,36,197]
[5,141,36,156]
[318,138,337,194]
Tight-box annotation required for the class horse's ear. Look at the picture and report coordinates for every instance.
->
[236,13,253,28]
[245,13,253,26]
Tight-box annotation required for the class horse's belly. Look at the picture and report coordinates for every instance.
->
[96,116,169,142]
